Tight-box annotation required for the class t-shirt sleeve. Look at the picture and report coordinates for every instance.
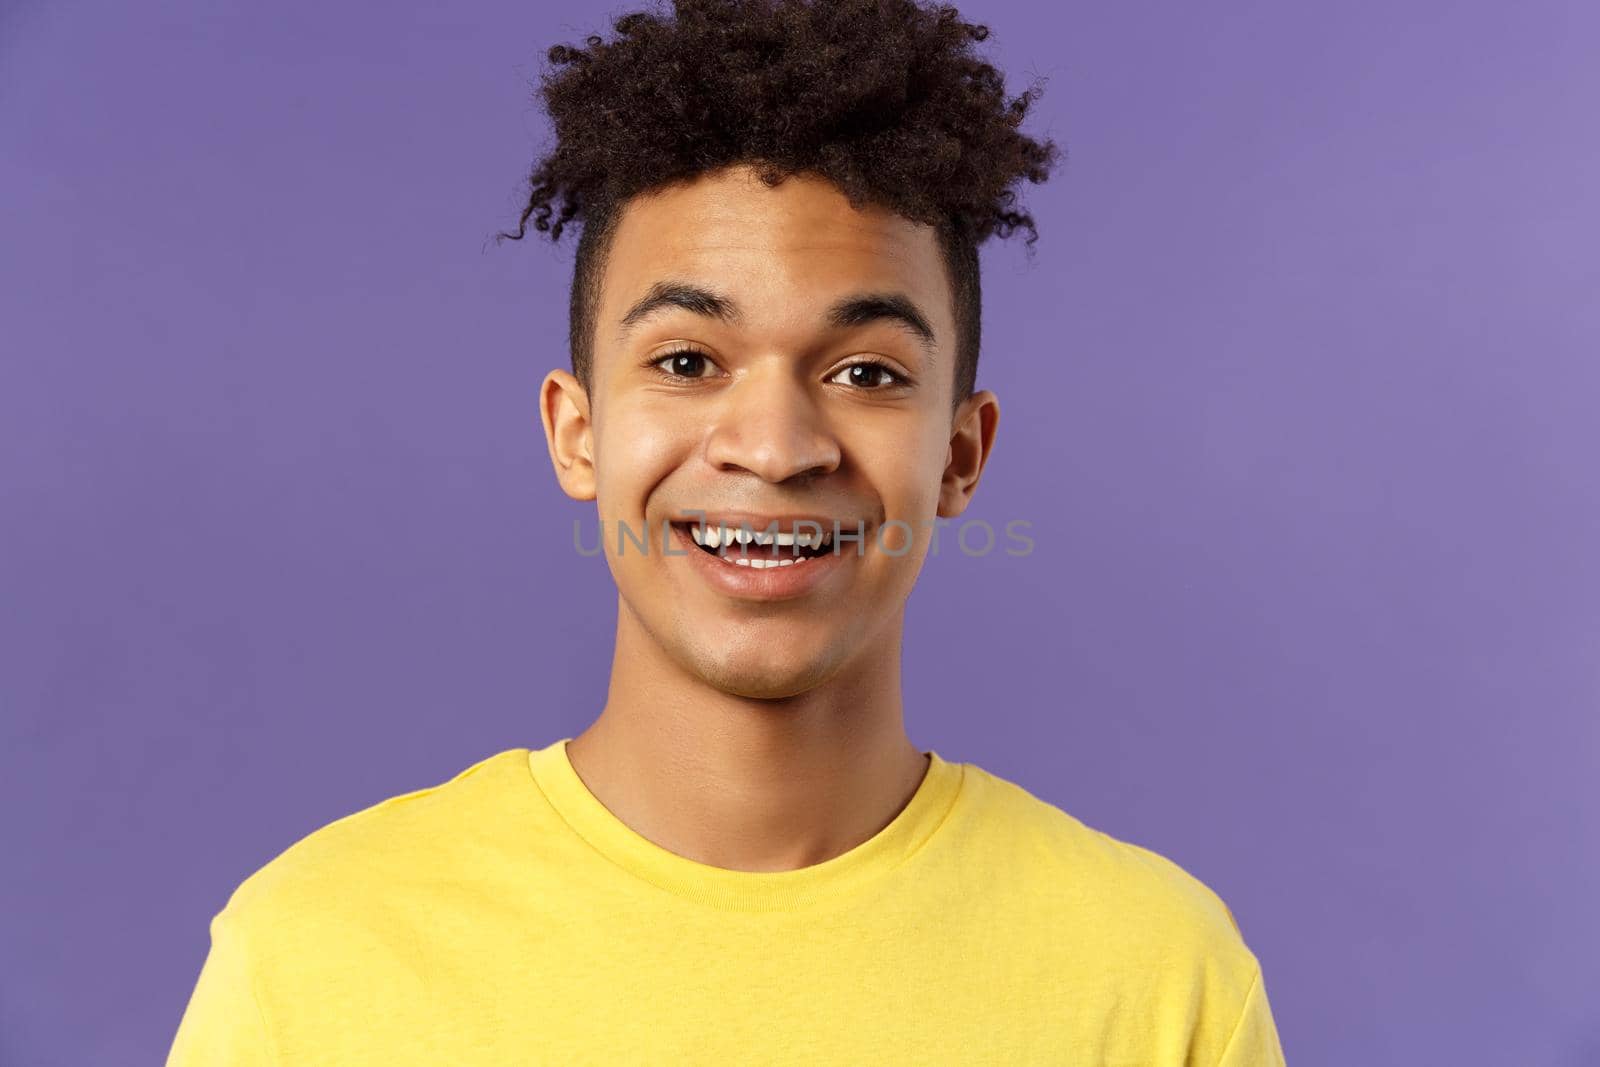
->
[1214,965,1288,1067]
[165,908,276,1066]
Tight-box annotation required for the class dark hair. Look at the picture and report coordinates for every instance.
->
[496,0,1061,405]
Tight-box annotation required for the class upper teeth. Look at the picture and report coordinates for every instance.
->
[688,524,832,549]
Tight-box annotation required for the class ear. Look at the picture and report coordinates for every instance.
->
[540,369,597,501]
[937,389,1000,519]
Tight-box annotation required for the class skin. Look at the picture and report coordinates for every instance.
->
[539,163,999,873]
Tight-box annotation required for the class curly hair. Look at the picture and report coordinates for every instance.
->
[497,0,1061,405]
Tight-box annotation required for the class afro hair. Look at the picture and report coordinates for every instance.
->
[497,0,1062,404]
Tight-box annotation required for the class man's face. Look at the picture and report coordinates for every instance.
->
[542,164,996,700]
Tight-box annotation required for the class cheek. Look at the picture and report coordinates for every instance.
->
[868,426,952,558]
[872,420,950,513]
[593,400,695,518]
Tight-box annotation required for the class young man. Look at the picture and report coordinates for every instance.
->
[168,1,1286,1063]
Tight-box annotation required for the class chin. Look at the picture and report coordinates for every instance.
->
[685,642,847,702]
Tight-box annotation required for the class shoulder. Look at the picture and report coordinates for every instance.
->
[217,748,528,930]
[952,759,1258,970]
[949,765,1284,1063]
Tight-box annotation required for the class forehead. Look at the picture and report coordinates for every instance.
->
[597,166,953,341]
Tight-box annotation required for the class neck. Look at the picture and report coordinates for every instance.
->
[564,596,929,873]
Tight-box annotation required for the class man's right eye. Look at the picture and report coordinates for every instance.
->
[651,348,715,378]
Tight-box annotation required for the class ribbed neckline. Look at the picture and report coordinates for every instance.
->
[524,738,965,911]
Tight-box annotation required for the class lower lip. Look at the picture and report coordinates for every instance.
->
[669,523,857,602]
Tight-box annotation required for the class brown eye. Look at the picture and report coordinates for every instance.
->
[653,349,714,378]
[828,362,902,389]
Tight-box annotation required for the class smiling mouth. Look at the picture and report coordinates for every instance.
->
[671,522,838,568]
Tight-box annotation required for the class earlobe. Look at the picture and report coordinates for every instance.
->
[937,389,1000,519]
[540,369,598,502]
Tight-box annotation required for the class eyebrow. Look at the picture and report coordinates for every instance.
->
[617,280,937,357]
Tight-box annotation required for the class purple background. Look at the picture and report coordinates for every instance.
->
[3,1,1597,1063]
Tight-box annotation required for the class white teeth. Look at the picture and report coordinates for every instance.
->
[720,554,807,569]
[684,518,838,563]
[697,524,835,546]
[688,525,724,548]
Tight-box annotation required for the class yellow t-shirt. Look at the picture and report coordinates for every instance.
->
[167,740,1287,1065]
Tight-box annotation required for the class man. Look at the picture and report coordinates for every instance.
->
[168,0,1287,1063]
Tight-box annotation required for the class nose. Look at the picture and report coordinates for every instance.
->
[703,367,842,484]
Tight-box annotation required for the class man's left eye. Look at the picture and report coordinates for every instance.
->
[829,363,902,389]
